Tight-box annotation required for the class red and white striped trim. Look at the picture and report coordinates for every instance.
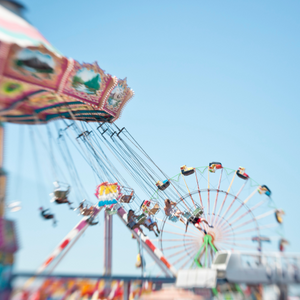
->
[37,206,101,274]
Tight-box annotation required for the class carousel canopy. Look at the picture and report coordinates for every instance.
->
[0,3,134,124]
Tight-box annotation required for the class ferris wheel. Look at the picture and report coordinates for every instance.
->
[149,163,284,270]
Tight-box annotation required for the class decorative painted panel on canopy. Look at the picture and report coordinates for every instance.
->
[0,42,134,124]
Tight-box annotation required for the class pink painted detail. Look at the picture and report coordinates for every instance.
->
[76,220,88,231]
[118,207,126,217]
[0,18,50,44]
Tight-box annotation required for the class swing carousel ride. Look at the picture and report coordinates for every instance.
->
[0,1,287,297]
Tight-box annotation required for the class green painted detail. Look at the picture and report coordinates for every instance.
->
[150,189,159,200]
[194,234,218,268]
[223,167,236,176]
[212,287,218,296]
[234,283,244,296]
[250,177,260,187]
[170,173,181,182]
[195,166,208,173]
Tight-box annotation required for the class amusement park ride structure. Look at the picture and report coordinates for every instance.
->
[0,2,297,300]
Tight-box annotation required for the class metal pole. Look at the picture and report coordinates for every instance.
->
[108,211,112,273]
[104,211,112,275]
[123,281,130,300]
[139,234,145,277]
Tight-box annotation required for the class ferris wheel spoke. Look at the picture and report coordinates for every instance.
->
[211,169,223,225]
[179,254,196,270]
[219,236,255,241]
[222,199,268,231]
[217,241,258,250]
[259,223,278,230]
[226,208,275,234]
[160,238,196,242]
[255,209,276,220]
[168,180,190,211]
[225,188,258,225]
[223,218,254,234]
[172,246,198,266]
[214,171,237,227]
[178,248,199,269]
[194,168,204,207]
[166,244,196,260]
[216,181,247,227]
[163,241,197,251]
[224,227,257,237]
[163,230,199,238]
[181,173,196,208]
[157,218,200,235]
[194,170,205,209]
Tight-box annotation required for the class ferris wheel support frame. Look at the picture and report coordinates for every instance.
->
[194,235,218,269]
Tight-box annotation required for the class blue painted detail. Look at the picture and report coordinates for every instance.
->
[98,199,118,207]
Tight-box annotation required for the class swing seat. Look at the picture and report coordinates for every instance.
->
[120,194,133,203]
[258,185,271,197]
[180,165,194,176]
[148,203,160,215]
[237,167,249,180]
[156,180,170,191]
[141,200,151,207]
[54,189,69,200]
[209,162,223,173]
[168,215,179,222]
[192,207,204,218]
[105,208,118,215]
[136,213,147,224]
[141,200,151,214]
[183,212,192,219]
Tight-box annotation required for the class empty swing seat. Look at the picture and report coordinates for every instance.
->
[54,189,69,200]
[120,194,133,203]
[156,180,170,191]
[183,211,192,219]
[192,207,204,218]
[140,200,151,213]
[180,165,195,176]
[209,162,223,173]
[148,203,160,215]
[237,167,249,180]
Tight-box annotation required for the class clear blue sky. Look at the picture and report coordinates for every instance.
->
[4,0,300,276]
